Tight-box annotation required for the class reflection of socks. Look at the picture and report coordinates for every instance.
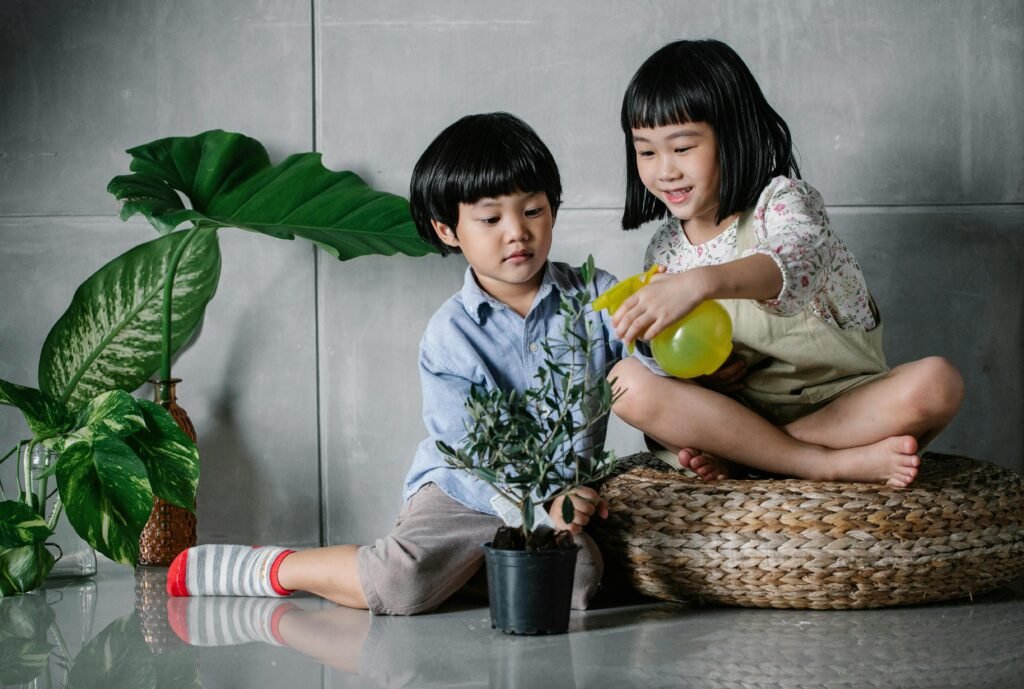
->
[167,545,295,597]
[167,597,296,647]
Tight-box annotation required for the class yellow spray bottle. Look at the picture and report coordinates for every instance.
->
[593,266,733,378]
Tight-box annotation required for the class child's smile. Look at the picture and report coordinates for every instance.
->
[632,121,724,241]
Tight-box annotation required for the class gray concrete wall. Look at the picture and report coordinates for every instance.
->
[2,0,1021,549]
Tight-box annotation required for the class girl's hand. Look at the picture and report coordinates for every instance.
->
[612,269,709,345]
[548,487,609,535]
[695,353,747,393]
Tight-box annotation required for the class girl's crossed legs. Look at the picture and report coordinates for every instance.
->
[610,356,963,487]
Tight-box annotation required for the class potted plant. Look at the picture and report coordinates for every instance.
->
[0,130,436,591]
[104,129,437,564]
[438,258,621,635]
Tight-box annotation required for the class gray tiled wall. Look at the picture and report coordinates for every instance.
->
[2,1,1021,549]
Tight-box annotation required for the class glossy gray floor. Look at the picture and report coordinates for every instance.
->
[5,561,1023,689]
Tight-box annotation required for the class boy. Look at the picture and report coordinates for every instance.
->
[167,112,625,616]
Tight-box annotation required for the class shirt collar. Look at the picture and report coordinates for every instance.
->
[460,261,563,324]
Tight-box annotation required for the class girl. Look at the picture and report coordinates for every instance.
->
[609,39,963,487]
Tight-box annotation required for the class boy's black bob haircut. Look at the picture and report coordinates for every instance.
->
[620,39,800,230]
[410,112,562,256]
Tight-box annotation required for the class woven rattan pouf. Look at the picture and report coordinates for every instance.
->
[592,452,1024,609]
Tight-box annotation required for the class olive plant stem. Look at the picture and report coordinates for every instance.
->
[159,225,201,402]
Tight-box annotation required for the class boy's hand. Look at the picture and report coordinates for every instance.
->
[695,353,747,393]
[548,487,609,535]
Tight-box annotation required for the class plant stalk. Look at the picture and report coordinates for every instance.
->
[21,440,31,504]
[47,496,64,532]
[159,226,201,402]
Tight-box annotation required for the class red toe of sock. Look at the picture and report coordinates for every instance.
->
[167,549,190,597]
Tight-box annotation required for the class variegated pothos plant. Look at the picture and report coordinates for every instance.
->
[0,130,435,594]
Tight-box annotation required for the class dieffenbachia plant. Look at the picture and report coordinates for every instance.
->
[0,130,435,594]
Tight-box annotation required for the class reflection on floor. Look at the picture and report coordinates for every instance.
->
[4,561,1023,688]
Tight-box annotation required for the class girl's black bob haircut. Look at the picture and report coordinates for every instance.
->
[410,112,562,256]
[620,39,800,230]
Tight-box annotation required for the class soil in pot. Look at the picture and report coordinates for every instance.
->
[483,526,579,635]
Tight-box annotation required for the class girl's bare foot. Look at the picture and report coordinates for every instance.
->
[826,435,921,487]
[678,448,731,481]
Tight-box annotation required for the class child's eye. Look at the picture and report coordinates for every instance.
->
[636,150,654,158]
[675,146,693,154]
[525,207,544,218]
[479,216,500,225]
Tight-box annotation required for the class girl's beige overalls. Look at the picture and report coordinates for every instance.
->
[719,209,889,426]
[646,208,891,466]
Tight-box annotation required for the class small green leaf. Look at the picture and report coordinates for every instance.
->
[0,380,73,438]
[56,437,153,565]
[76,390,146,440]
[0,502,53,547]
[561,495,575,525]
[0,544,54,597]
[125,400,198,510]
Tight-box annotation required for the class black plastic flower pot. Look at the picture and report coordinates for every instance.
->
[481,542,580,635]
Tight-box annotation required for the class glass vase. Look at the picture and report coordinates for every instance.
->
[137,378,198,566]
[25,444,98,579]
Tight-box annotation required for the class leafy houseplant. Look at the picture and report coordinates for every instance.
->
[438,258,620,634]
[105,129,436,564]
[0,129,436,591]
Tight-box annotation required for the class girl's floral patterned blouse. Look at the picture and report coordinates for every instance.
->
[643,176,877,331]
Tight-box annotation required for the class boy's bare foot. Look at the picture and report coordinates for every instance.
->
[826,435,921,487]
[678,448,731,481]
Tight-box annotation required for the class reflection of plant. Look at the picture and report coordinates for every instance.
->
[438,258,621,548]
[0,594,200,689]
[66,612,201,689]
[0,593,58,686]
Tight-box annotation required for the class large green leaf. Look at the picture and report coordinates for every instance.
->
[56,437,153,565]
[0,544,54,597]
[0,380,73,439]
[125,400,198,510]
[75,390,146,440]
[106,129,436,260]
[38,228,221,410]
[0,502,52,548]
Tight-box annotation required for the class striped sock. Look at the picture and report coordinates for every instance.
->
[167,597,297,646]
[167,545,295,597]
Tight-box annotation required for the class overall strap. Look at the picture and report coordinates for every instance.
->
[734,208,757,253]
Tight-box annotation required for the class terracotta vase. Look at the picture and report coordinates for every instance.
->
[138,379,198,566]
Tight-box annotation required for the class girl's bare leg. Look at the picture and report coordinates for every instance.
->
[611,358,920,486]
[784,356,964,450]
[278,545,369,609]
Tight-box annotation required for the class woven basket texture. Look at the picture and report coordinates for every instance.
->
[134,564,184,652]
[592,452,1024,609]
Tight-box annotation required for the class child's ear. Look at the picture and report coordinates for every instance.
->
[431,219,460,248]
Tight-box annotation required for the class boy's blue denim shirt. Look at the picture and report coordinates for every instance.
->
[403,261,626,516]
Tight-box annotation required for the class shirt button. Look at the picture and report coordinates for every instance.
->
[529,342,539,353]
